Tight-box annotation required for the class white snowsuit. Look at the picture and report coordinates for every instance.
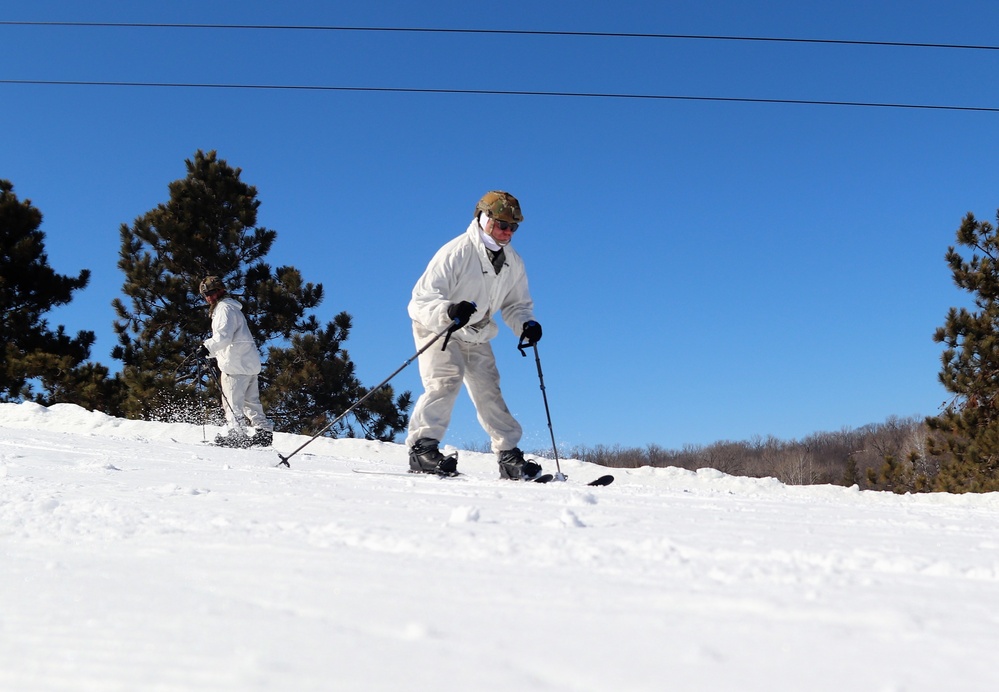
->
[406,219,537,452]
[203,296,273,435]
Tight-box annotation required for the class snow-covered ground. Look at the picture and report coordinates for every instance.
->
[2,402,998,692]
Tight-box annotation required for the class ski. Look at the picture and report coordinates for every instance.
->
[204,440,269,450]
[351,469,550,482]
[351,468,613,486]
[352,468,460,479]
[538,473,614,486]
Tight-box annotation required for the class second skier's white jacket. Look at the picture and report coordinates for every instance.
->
[408,220,536,343]
[203,297,262,375]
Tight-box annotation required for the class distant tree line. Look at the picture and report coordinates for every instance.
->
[555,414,934,492]
[3,154,999,489]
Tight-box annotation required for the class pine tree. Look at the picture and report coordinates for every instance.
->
[0,180,116,408]
[841,455,860,488]
[865,452,930,494]
[927,209,999,491]
[112,150,410,439]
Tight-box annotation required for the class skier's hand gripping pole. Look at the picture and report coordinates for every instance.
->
[441,301,476,351]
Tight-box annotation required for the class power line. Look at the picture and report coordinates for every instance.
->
[1,20,998,52]
[2,79,998,113]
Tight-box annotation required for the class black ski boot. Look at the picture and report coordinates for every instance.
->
[215,429,253,448]
[250,430,273,447]
[497,447,543,480]
[409,438,458,476]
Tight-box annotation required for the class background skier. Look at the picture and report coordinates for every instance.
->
[198,276,274,448]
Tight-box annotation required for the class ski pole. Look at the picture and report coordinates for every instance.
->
[518,337,565,481]
[179,345,224,442]
[276,319,459,468]
[197,356,207,442]
[202,353,242,429]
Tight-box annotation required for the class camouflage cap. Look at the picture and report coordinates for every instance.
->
[199,276,225,296]
[474,191,524,224]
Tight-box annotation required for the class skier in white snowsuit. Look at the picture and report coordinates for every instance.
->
[199,276,274,448]
[406,191,544,479]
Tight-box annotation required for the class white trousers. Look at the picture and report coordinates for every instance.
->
[219,373,273,433]
[405,322,522,452]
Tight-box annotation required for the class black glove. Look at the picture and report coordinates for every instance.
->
[198,345,211,360]
[521,320,542,345]
[447,301,477,328]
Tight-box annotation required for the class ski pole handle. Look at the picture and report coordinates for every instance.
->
[441,318,461,351]
[517,333,531,356]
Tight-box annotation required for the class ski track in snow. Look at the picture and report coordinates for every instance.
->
[2,402,999,691]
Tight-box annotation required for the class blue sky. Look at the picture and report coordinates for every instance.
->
[3,1,998,452]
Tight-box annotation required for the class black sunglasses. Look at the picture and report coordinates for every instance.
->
[491,219,519,232]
